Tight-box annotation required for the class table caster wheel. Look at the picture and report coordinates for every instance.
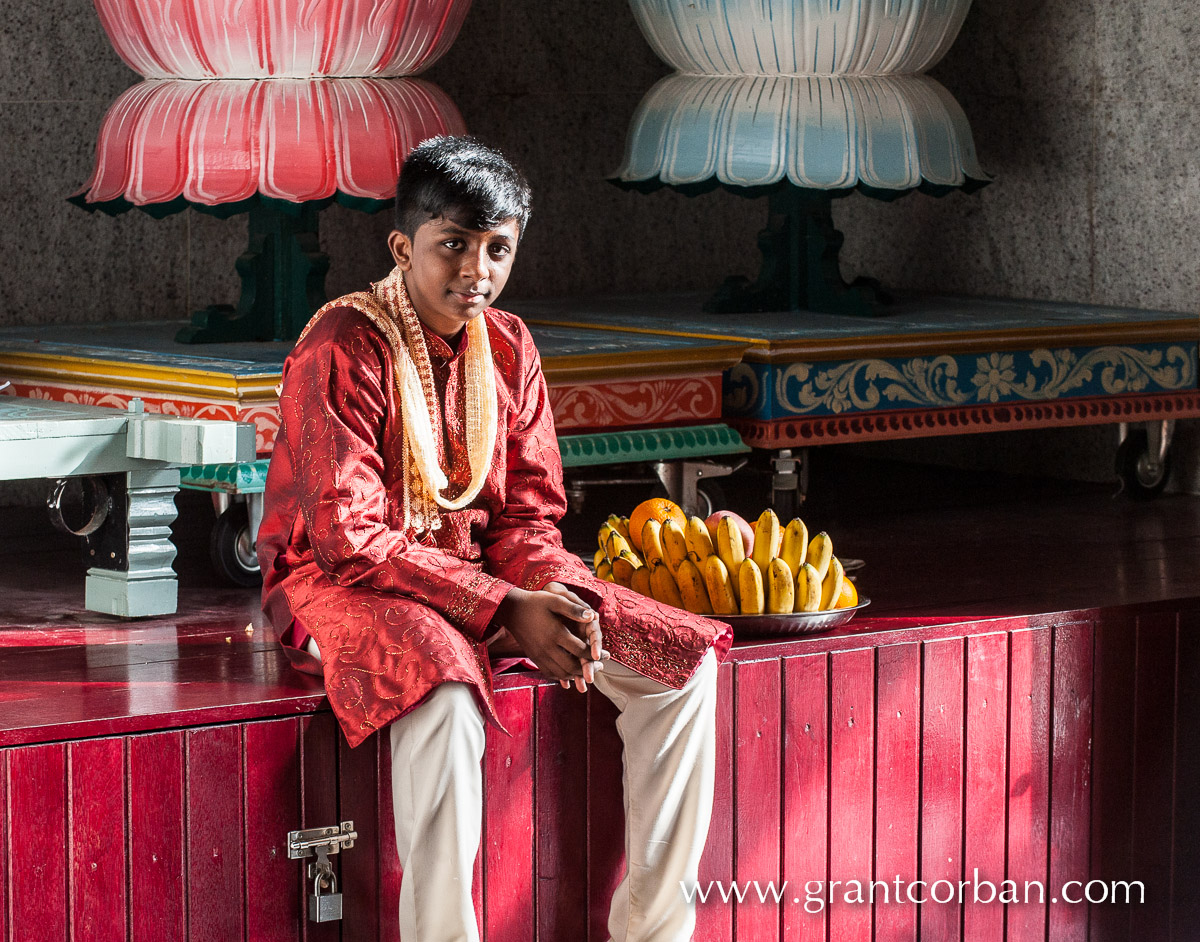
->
[210,502,262,586]
[1115,427,1172,499]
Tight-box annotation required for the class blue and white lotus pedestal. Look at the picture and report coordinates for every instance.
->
[615,0,988,316]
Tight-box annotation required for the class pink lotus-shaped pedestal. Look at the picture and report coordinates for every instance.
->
[73,77,465,210]
[93,0,473,79]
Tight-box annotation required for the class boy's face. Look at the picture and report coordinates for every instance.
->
[387,215,520,338]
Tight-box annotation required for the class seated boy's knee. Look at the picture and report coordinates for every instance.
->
[690,647,719,690]
[404,683,486,755]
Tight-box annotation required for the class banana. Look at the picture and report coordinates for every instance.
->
[779,518,809,579]
[715,515,746,582]
[796,562,822,612]
[598,522,617,553]
[685,516,715,563]
[661,518,691,573]
[703,555,739,616]
[611,551,642,587]
[820,556,845,611]
[805,532,833,583]
[751,509,782,572]
[766,557,795,614]
[630,565,653,598]
[675,558,714,615]
[607,514,631,543]
[596,561,614,582]
[649,560,685,609]
[606,530,638,565]
[641,518,666,569]
[738,558,765,615]
[593,548,607,571]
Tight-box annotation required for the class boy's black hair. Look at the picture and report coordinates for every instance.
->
[394,136,532,239]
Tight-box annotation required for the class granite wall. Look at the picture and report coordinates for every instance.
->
[833,0,1200,487]
[0,0,1196,488]
[0,0,763,328]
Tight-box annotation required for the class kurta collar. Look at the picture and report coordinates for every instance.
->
[421,320,470,363]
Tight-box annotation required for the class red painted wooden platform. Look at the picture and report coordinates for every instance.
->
[1,457,1198,941]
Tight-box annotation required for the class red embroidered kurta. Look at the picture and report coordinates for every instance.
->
[258,300,732,748]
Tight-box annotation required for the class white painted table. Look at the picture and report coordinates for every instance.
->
[0,396,255,616]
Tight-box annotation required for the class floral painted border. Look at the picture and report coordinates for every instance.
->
[724,343,1198,419]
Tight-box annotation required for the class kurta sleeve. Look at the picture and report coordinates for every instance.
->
[479,336,600,594]
[282,313,511,641]
[480,324,732,686]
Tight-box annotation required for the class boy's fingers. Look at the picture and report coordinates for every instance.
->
[585,623,603,661]
[545,591,596,626]
[555,627,591,662]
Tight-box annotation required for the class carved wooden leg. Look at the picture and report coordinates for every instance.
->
[85,468,180,617]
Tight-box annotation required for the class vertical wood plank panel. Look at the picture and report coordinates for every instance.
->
[921,638,965,942]
[874,643,920,942]
[244,718,301,942]
[129,731,186,942]
[376,727,401,942]
[0,749,7,942]
[586,693,624,942]
[8,743,67,942]
[828,648,874,942]
[534,684,588,941]
[299,713,341,942]
[695,660,735,942]
[1049,620,1095,942]
[964,633,1009,942]
[734,659,782,942]
[1173,608,1200,941]
[474,814,485,939]
[68,738,127,942]
[1006,628,1051,942]
[1126,613,1174,942]
[783,653,828,942]
[484,685,535,942]
[187,725,246,942]
[339,733,380,942]
[1089,611,1136,942]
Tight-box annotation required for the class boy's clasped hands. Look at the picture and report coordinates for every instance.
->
[495,582,609,692]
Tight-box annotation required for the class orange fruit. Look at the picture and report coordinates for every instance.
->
[628,498,687,553]
[836,578,859,609]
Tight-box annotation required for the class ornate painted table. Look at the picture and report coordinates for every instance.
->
[517,293,1200,499]
[0,396,254,614]
[0,319,750,580]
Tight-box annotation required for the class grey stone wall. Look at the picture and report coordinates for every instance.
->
[833,0,1199,488]
[0,0,762,328]
[0,0,1194,488]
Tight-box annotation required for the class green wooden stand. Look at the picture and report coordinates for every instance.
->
[177,201,330,343]
[706,187,887,317]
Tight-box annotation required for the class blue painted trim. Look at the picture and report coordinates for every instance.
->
[724,342,1199,420]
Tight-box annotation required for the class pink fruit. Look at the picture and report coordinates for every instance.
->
[704,511,754,555]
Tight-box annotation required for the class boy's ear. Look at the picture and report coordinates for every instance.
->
[387,229,413,271]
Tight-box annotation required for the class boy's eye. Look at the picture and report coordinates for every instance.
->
[442,239,463,250]
[490,244,511,257]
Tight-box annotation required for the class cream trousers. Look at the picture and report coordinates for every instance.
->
[308,637,719,942]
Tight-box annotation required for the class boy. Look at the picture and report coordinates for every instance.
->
[258,136,732,941]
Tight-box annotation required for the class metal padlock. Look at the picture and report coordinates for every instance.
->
[308,869,343,923]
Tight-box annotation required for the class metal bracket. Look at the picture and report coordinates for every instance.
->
[654,458,748,517]
[287,821,357,863]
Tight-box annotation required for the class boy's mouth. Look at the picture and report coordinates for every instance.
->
[451,289,486,305]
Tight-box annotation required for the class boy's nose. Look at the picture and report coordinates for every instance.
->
[460,249,488,282]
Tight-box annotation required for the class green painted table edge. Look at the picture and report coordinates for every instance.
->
[558,423,750,468]
[180,460,270,494]
[179,424,751,490]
